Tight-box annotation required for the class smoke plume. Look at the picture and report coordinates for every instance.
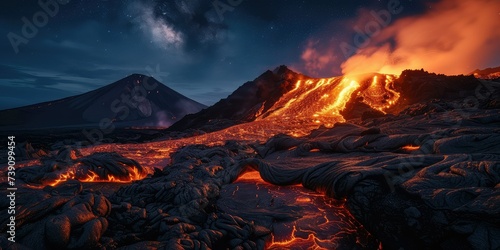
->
[342,0,500,75]
[302,0,500,76]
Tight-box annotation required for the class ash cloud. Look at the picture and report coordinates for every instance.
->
[302,0,500,76]
[342,0,500,75]
[301,40,338,76]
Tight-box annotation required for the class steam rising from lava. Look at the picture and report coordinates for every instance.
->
[342,0,500,75]
[303,0,500,76]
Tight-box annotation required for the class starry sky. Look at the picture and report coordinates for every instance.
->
[0,0,439,110]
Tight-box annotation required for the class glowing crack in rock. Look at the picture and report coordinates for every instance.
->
[224,171,375,249]
[48,166,146,187]
[402,145,420,151]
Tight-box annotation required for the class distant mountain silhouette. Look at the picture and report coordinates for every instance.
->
[0,74,206,130]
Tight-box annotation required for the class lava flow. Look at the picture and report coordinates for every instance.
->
[256,73,400,136]
[48,167,144,186]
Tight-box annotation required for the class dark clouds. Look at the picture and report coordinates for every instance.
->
[0,0,482,110]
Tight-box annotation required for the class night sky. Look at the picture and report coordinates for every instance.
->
[0,0,449,109]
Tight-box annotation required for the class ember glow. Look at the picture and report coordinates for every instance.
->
[402,145,420,151]
[48,166,146,187]
[236,171,266,183]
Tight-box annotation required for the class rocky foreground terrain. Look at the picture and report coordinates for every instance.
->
[2,105,499,249]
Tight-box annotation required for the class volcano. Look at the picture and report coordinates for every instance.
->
[169,66,489,137]
[0,74,206,130]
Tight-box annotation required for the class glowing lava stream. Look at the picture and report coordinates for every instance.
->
[256,73,400,134]
[48,166,145,186]
[358,75,400,112]
[229,171,374,249]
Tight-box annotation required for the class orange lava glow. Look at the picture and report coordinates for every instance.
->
[358,75,400,113]
[269,225,299,247]
[296,197,312,203]
[315,78,360,118]
[236,171,266,184]
[402,145,420,151]
[251,73,401,137]
[229,173,364,250]
[48,166,145,186]
[268,224,333,250]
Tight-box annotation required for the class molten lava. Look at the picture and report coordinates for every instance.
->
[236,171,267,184]
[357,75,400,113]
[402,145,420,151]
[48,166,145,187]
[255,73,400,135]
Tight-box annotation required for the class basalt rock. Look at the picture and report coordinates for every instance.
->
[0,181,111,250]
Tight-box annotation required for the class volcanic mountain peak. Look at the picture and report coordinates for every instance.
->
[169,66,492,137]
[168,67,402,134]
[0,74,206,130]
[167,66,305,132]
[272,65,301,77]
